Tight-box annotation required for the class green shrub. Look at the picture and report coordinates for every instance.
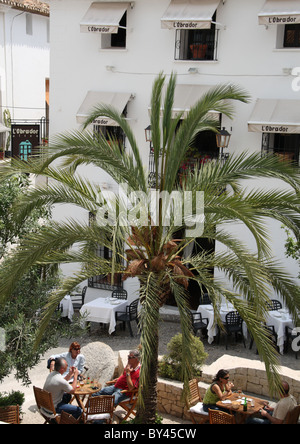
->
[158,333,208,382]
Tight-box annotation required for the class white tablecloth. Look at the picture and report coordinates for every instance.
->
[80,298,128,334]
[60,295,74,321]
[197,303,248,344]
[266,310,294,354]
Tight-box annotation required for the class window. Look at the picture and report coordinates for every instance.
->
[284,24,300,48]
[175,13,218,61]
[101,11,127,49]
[26,13,33,36]
[93,124,126,152]
[262,133,300,165]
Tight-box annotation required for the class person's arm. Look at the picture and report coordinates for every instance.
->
[212,382,233,401]
[260,407,283,424]
[125,365,135,391]
[69,368,79,394]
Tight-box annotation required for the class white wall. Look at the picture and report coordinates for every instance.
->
[0,7,49,122]
[49,0,300,286]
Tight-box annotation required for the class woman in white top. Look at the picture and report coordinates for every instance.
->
[48,342,85,377]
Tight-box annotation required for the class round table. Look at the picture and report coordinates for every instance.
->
[73,380,102,412]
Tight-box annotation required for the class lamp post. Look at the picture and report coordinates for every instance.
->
[216,127,231,161]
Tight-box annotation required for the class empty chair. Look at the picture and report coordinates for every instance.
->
[0,405,20,424]
[223,311,246,350]
[70,286,87,310]
[85,395,115,424]
[59,410,80,424]
[188,310,208,336]
[266,299,282,311]
[115,298,139,337]
[250,324,278,354]
[185,379,209,424]
[199,293,212,305]
[208,408,235,424]
[111,288,128,300]
[285,326,298,359]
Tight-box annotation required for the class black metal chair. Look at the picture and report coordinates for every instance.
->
[199,293,212,305]
[188,310,208,336]
[266,299,282,311]
[111,288,128,300]
[70,286,87,310]
[223,311,246,350]
[115,299,139,337]
[249,324,279,354]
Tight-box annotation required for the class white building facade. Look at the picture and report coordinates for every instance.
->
[0,0,50,154]
[48,0,300,302]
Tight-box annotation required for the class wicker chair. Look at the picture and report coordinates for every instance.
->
[185,379,209,424]
[59,410,81,424]
[0,405,20,424]
[208,408,236,424]
[85,395,115,424]
[115,298,139,337]
[223,311,246,350]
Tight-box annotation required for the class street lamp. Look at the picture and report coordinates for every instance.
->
[216,127,231,150]
[144,125,152,143]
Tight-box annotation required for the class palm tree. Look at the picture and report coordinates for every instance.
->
[0,73,299,423]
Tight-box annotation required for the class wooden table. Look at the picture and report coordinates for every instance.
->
[73,380,102,412]
[216,393,267,423]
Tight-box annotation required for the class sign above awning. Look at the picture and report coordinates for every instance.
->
[161,0,221,30]
[258,0,300,25]
[77,91,133,126]
[80,2,129,34]
[248,99,300,133]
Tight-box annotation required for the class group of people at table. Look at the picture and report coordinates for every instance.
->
[43,342,297,424]
[44,342,141,421]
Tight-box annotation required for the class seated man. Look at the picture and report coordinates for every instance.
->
[94,349,141,406]
[43,357,82,419]
[247,381,297,424]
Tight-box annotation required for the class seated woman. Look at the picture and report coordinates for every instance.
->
[48,342,85,377]
[202,369,234,413]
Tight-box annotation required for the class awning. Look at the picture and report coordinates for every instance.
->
[148,84,220,119]
[161,0,221,30]
[258,0,300,25]
[80,2,129,34]
[248,99,300,133]
[76,91,133,126]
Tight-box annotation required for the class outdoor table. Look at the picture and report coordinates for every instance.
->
[266,309,294,354]
[197,303,247,344]
[60,295,74,321]
[216,392,267,423]
[80,297,128,334]
[73,379,102,412]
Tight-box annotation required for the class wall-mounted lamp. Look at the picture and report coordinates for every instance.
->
[144,125,152,143]
[216,127,231,150]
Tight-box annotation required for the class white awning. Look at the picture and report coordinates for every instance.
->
[80,2,129,34]
[258,0,300,25]
[161,0,221,30]
[248,99,300,133]
[76,91,133,126]
[148,84,220,119]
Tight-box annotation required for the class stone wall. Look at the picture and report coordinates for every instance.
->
[118,351,300,420]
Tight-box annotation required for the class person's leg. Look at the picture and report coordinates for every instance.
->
[56,394,82,419]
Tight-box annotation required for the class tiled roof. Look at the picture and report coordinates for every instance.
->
[0,0,49,16]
